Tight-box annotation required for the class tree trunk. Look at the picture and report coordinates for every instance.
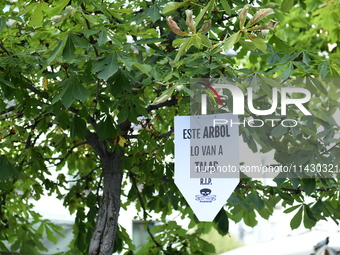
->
[88,151,123,255]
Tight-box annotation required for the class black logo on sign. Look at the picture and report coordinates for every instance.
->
[195,188,216,203]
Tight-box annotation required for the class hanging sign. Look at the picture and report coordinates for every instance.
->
[174,113,240,221]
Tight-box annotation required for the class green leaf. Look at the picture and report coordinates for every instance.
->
[0,241,9,252]
[162,2,186,15]
[70,34,89,48]
[227,207,244,223]
[172,38,187,47]
[135,38,166,44]
[97,116,115,140]
[10,239,21,252]
[278,191,294,204]
[223,32,241,52]
[0,155,18,181]
[192,34,202,49]
[284,204,302,213]
[311,200,324,217]
[247,191,265,210]
[194,0,214,26]
[48,0,69,16]
[323,203,340,225]
[303,204,317,229]
[117,103,129,124]
[281,0,294,12]
[282,52,301,62]
[302,52,311,66]
[309,77,327,95]
[291,126,301,138]
[214,209,229,236]
[52,79,72,107]
[98,53,119,81]
[197,33,212,48]
[271,125,288,137]
[45,225,58,244]
[0,17,6,33]
[239,39,257,51]
[242,134,257,153]
[146,5,161,23]
[300,125,315,136]
[152,86,175,105]
[260,77,281,88]
[70,116,87,139]
[0,155,11,181]
[243,210,257,227]
[109,70,131,96]
[47,37,67,65]
[78,29,101,36]
[98,30,109,45]
[52,76,89,108]
[220,0,231,15]
[258,207,272,219]
[290,206,303,229]
[133,62,152,75]
[132,98,148,117]
[174,37,193,63]
[302,178,315,196]
[117,52,135,70]
[73,79,90,102]
[63,34,76,62]
[0,77,15,88]
[251,37,267,52]
[281,62,294,79]
[199,238,216,253]
[92,56,107,73]
[83,14,97,24]
[267,52,280,64]
[323,128,334,145]
[268,35,291,52]
[319,61,330,78]
[228,195,251,211]
[30,4,43,27]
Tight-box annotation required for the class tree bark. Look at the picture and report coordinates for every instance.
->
[87,131,123,255]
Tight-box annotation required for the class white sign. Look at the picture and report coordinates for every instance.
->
[174,113,240,221]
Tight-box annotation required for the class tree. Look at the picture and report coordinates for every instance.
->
[0,0,340,254]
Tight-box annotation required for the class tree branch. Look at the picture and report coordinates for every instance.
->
[66,167,100,183]
[0,113,23,121]
[324,141,340,154]
[223,14,239,21]
[157,127,174,138]
[81,3,99,58]
[54,141,89,166]
[24,81,49,99]
[129,172,162,248]
[126,127,174,139]
[146,98,179,111]
[0,41,12,56]
[131,35,143,62]
[0,106,15,115]
[93,79,101,119]
[85,130,106,159]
